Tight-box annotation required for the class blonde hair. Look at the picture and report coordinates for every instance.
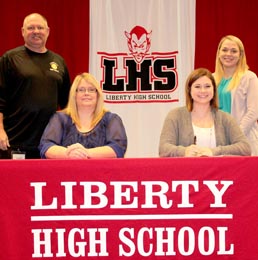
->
[214,35,249,91]
[185,68,218,111]
[64,73,108,128]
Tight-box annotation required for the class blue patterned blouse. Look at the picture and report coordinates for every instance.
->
[39,111,127,158]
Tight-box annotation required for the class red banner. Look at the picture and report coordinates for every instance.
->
[1,157,258,259]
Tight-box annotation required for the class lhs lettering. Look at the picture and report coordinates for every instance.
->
[101,57,177,92]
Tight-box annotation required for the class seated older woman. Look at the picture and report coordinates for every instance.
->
[39,73,127,159]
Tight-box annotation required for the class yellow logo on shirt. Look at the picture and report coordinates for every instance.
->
[49,62,59,73]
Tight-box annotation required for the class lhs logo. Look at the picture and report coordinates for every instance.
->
[98,25,178,103]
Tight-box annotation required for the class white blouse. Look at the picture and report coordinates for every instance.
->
[192,124,216,148]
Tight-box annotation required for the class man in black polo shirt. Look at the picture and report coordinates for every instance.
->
[0,13,71,158]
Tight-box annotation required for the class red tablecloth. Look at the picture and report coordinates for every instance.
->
[0,157,257,259]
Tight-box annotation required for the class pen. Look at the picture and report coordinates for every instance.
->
[193,135,197,145]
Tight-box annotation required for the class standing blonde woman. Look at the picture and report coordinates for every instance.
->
[39,73,127,159]
[214,35,258,155]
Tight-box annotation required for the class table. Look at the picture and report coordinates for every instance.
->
[1,157,257,259]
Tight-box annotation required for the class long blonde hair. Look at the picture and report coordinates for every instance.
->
[214,35,249,91]
[64,73,108,128]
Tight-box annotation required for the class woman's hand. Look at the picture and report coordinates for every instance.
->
[185,145,213,157]
[66,143,89,159]
[198,147,213,157]
[185,145,201,157]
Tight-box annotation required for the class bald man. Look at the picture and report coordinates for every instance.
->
[0,13,71,158]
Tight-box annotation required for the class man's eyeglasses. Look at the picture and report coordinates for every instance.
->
[76,87,97,94]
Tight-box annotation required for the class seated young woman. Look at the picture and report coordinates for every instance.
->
[159,68,251,157]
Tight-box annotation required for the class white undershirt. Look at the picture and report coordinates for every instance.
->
[192,124,216,148]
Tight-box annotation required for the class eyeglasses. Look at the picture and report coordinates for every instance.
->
[76,87,97,94]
